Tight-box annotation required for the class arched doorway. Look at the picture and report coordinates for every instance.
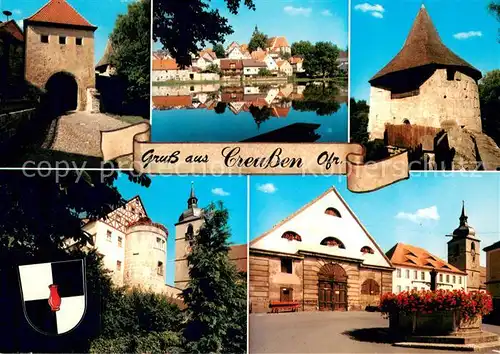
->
[46,72,78,114]
[318,263,347,311]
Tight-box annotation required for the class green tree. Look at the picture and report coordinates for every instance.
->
[304,42,340,78]
[281,52,291,60]
[154,0,255,67]
[258,68,273,77]
[202,63,221,74]
[182,202,247,353]
[90,287,183,353]
[213,43,225,58]
[479,70,500,145]
[291,40,313,57]
[248,25,268,52]
[489,1,500,41]
[349,98,370,144]
[214,102,227,114]
[109,0,151,117]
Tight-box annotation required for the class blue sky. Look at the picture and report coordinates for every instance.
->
[154,0,348,51]
[115,174,248,286]
[351,0,500,101]
[250,173,500,267]
[0,0,132,64]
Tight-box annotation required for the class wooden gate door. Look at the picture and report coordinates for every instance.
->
[333,282,347,311]
[318,281,333,311]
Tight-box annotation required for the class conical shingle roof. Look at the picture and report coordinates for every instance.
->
[370,5,481,85]
[96,40,113,70]
[26,0,97,30]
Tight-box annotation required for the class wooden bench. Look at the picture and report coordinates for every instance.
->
[269,301,300,313]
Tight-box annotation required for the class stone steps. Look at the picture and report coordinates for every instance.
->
[406,331,499,345]
[394,340,500,352]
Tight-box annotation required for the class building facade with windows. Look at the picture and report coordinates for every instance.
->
[386,243,467,293]
[249,187,394,313]
[80,196,179,296]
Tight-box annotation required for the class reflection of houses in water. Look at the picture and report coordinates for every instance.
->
[152,83,324,115]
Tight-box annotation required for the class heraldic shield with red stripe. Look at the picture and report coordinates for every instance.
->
[18,259,86,335]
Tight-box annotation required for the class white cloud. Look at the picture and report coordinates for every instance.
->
[284,6,312,17]
[321,9,332,17]
[453,31,482,40]
[354,3,385,18]
[211,188,230,197]
[354,3,385,13]
[395,206,440,223]
[257,183,277,194]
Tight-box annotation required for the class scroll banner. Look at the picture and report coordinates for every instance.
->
[101,122,409,193]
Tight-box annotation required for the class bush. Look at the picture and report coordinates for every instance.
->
[380,290,493,322]
[90,330,182,353]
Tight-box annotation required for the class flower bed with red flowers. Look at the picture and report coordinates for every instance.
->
[380,289,493,322]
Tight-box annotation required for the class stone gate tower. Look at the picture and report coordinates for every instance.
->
[368,5,482,140]
[24,0,97,111]
[447,202,482,291]
[174,183,205,289]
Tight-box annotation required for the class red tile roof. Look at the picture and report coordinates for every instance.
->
[152,58,179,71]
[220,59,243,70]
[0,20,24,42]
[267,36,290,50]
[242,59,266,68]
[386,243,466,275]
[229,244,248,273]
[251,50,267,61]
[153,96,192,108]
[26,0,96,30]
[270,107,290,118]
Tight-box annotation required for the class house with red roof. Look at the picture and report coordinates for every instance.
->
[266,36,291,58]
[24,0,98,112]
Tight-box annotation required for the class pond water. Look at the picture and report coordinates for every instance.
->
[151,82,348,143]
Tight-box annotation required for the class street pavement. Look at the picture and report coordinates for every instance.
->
[249,311,500,353]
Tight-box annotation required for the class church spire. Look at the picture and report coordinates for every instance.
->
[459,200,468,226]
[187,181,198,209]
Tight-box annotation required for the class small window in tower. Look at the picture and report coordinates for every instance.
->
[156,237,162,248]
[403,119,411,125]
[447,68,456,81]
[281,258,292,274]
[118,236,123,248]
[116,260,121,271]
[157,261,164,275]
[59,36,66,45]
[76,37,83,46]
[106,230,112,241]
[41,35,49,43]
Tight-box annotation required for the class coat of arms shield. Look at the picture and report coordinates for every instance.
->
[18,259,87,335]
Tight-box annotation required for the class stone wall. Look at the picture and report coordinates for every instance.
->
[368,68,481,140]
[249,255,270,313]
[24,25,95,111]
[124,224,167,293]
[0,108,36,146]
[359,267,392,309]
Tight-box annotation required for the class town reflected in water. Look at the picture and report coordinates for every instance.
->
[151,82,348,143]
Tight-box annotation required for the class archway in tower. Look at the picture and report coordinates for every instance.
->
[46,72,78,115]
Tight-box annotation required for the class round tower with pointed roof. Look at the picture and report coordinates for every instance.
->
[368,5,482,140]
[174,182,205,290]
[24,0,97,111]
[447,201,482,291]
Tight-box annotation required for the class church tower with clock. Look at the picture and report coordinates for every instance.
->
[174,183,205,290]
[447,202,482,291]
